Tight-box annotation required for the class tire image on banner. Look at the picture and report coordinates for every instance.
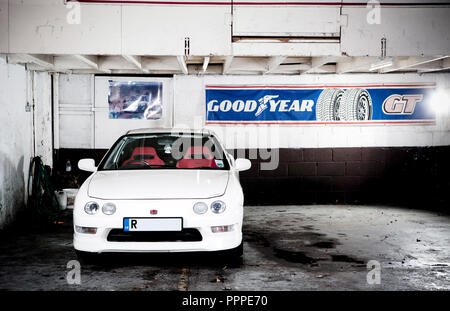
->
[316,88,344,121]
[339,88,373,121]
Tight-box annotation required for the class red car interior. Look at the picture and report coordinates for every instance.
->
[176,146,218,169]
[121,147,165,167]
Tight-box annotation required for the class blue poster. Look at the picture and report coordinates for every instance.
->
[205,84,436,124]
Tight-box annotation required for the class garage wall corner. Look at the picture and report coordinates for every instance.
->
[0,55,33,230]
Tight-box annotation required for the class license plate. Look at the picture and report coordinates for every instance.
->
[123,218,182,232]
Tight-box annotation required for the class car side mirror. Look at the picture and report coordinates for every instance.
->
[235,159,251,172]
[78,158,97,172]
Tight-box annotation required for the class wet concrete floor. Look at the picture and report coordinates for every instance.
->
[0,205,449,290]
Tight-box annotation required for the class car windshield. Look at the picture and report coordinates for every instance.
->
[99,132,230,171]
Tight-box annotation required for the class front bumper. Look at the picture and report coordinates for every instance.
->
[73,199,243,253]
[73,227,242,253]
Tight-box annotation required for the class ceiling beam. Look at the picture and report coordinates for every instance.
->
[143,56,181,71]
[296,64,313,72]
[185,63,223,75]
[222,56,234,74]
[72,55,112,73]
[336,57,379,74]
[233,42,340,57]
[6,53,449,75]
[23,54,54,68]
[177,56,188,74]
[306,64,337,74]
[283,57,312,64]
[26,63,71,73]
[69,69,117,74]
[122,55,149,73]
[8,54,54,68]
[97,55,132,73]
[302,56,337,74]
[275,63,312,72]
[202,56,210,73]
[227,57,268,73]
[380,56,448,73]
[73,55,99,69]
[265,56,287,74]
[418,57,450,73]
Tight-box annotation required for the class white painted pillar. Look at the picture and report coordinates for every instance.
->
[32,71,53,167]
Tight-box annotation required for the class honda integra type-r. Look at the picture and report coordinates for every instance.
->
[73,129,251,259]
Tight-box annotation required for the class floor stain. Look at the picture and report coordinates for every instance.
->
[309,241,336,249]
[330,255,364,264]
[273,248,318,264]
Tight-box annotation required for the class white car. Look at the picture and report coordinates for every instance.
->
[73,128,251,260]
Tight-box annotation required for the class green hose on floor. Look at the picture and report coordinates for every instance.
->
[27,156,61,224]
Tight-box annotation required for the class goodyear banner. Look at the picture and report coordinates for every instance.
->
[205,84,436,125]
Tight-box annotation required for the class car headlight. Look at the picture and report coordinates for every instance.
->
[193,202,208,214]
[84,202,99,215]
[102,203,116,215]
[210,200,226,214]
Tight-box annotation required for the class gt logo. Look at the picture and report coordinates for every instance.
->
[150,210,158,215]
[382,94,423,115]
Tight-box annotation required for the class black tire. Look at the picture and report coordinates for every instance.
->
[316,88,344,121]
[219,241,243,259]
[229,241,244,257]
[339,88,373,121]
[75,250,99,265]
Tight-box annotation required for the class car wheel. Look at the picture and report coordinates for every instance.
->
[75,250,99,265]
[316,88,344,121]
[223,241,244,259]
[339,88,373,121]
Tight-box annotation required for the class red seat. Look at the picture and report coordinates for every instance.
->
[176,146,218,169]
[121,147,165,167]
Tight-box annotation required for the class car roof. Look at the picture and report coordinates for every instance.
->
[125,128,216,136]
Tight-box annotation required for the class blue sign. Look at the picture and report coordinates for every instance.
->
[205,84,436,124]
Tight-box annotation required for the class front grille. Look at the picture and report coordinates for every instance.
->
[107,228,203,242]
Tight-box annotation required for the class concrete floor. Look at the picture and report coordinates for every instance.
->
[0,205,449,291]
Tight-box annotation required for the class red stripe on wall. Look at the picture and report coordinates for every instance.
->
[68,0,450,6]
[233,1,449,5]
[205,84,436,89]
[205,120,436,125]
[68,0,231,4]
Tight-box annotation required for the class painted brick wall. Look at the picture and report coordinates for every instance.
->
[54,146,450,210]
[232,146,450,209]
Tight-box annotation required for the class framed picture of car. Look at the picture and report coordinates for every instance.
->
[94,77,173,149]
[108,81,163,120]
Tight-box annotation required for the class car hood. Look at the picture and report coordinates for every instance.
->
[88,170,230,200]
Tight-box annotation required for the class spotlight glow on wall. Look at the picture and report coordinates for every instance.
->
[429,89,450,115]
